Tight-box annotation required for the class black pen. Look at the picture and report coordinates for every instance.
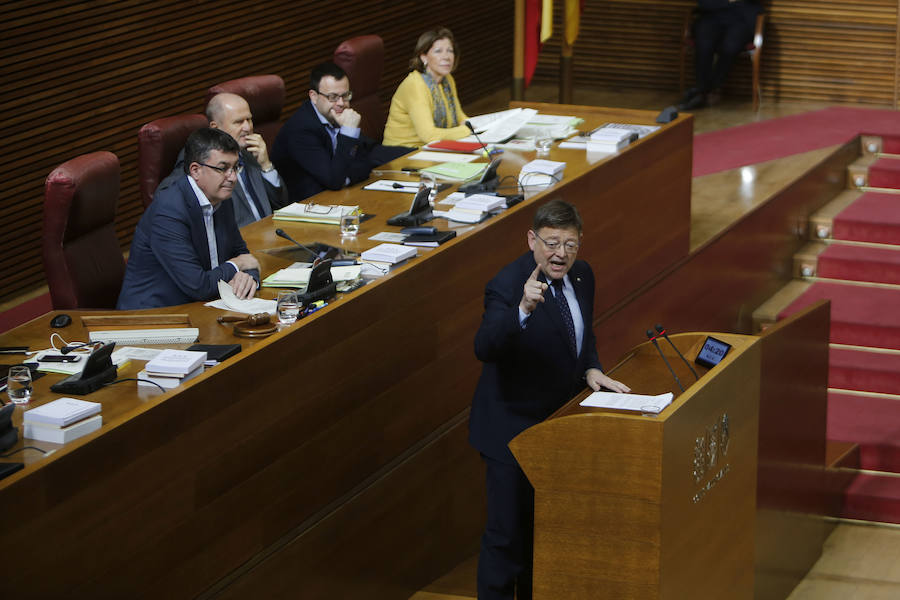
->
[0,347,29,354]
[401,167,419,173]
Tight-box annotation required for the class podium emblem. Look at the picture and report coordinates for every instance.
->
[720,413,730,456]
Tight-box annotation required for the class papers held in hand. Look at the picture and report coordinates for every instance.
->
[273,203,359,225]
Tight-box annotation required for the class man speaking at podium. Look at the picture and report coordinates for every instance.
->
[469,200,630,600]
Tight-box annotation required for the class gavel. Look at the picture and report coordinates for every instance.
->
[217,313,270,326]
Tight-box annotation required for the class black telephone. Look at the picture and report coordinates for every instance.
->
[50,342,117,395]
[298,259,336,305]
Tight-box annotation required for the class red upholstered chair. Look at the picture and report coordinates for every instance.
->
[206,74,286,148]
[333,35,386,141]
[42,151,126,310]
[137,113,207,208]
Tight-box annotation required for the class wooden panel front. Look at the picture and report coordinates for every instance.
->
[1,0,515,304]
[534,0,899,106]
[0,105,691,599]
[510,333,760,600]
[754,301,830,600]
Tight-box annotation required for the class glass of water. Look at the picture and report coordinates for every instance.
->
[7,365,32,405]
[535,136,553,156]
[340,211,360,237]
[276,291,300,325]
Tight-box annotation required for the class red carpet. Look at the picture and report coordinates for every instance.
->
[880,135,900,154]
[828,391,900,473]
[817,244,900,285]
[842,473,900,523]
[865,157,900,189]
[779,282,900,350]
[829,348,900,396]
[0,293,52,334]
[833,192,900,245]
[693,106,900,177]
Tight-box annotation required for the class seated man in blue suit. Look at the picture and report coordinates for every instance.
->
[117,128,260,310]
[469,200,631,600]
[271,61,411,202]
[162,92,288,228]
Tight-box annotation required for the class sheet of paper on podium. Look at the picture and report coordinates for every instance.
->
[579,391,674,412]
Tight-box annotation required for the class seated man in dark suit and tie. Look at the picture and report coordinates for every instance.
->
[117,128,260,310]
[271,61,411,202]
[468,200,631,600]
[164,92,288,228]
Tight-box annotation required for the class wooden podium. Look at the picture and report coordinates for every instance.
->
[509,303,830,600]
[510,332,761,599]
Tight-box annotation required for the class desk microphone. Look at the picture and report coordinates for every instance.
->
[274,228,321,265]
[464,120,491,159]
[654,324,699,381]
[646,329,684,393]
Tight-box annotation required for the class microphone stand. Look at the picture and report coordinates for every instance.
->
[655,324,699,381]
[646,329,684,393]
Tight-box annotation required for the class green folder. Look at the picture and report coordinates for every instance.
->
[420,161,487,182]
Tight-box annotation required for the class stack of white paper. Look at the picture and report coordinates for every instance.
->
[146,349,207,377]
[586,127,635,153]
[519,159,566,188]
[24,397,103,444]
[360,243,417,264]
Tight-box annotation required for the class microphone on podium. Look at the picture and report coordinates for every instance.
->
[275,228,322,265]
[654,324,699,381]
[646,329,684,393]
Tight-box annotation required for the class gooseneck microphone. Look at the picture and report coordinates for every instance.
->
[646,329,684,393]
[464,120,491,159]
[655,324,699,381]
[275,228,321,265]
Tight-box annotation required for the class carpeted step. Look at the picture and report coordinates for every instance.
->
[878,134,900,155]
[842,472,900,524]
[832,192,900,245]
[816,244,900,285]
[865,157,900,189]
[830,347,900,396]
[828,390,900,473]
[778,282,900,350]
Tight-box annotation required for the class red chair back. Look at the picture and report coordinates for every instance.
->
[206,74,286,148]
[334,35,386,141]
[42,151,125,309]
[137,113,207,208]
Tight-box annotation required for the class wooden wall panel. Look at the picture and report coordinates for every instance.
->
[534,0,899,105]
[0,0,513,304]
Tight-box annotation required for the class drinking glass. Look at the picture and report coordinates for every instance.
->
[535,136,553,156]
[276,291,300,324]
[340,212,360,237]
[7,365,33,405]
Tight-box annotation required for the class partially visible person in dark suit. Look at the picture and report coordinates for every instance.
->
[468,200,631,600]
[271,61,411,203]
[679,0,763,110]
[117,128,259,309]
[162,92,288,228]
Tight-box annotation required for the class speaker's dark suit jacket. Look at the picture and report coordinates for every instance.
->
[163,148,288,228]
[469,251,603,464]
[117,175,259,309]
[271,101,411,203]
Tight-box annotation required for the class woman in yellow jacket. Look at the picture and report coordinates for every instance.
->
[383,28,470,147]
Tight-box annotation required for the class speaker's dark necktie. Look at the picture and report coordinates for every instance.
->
[551,278,577,354]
